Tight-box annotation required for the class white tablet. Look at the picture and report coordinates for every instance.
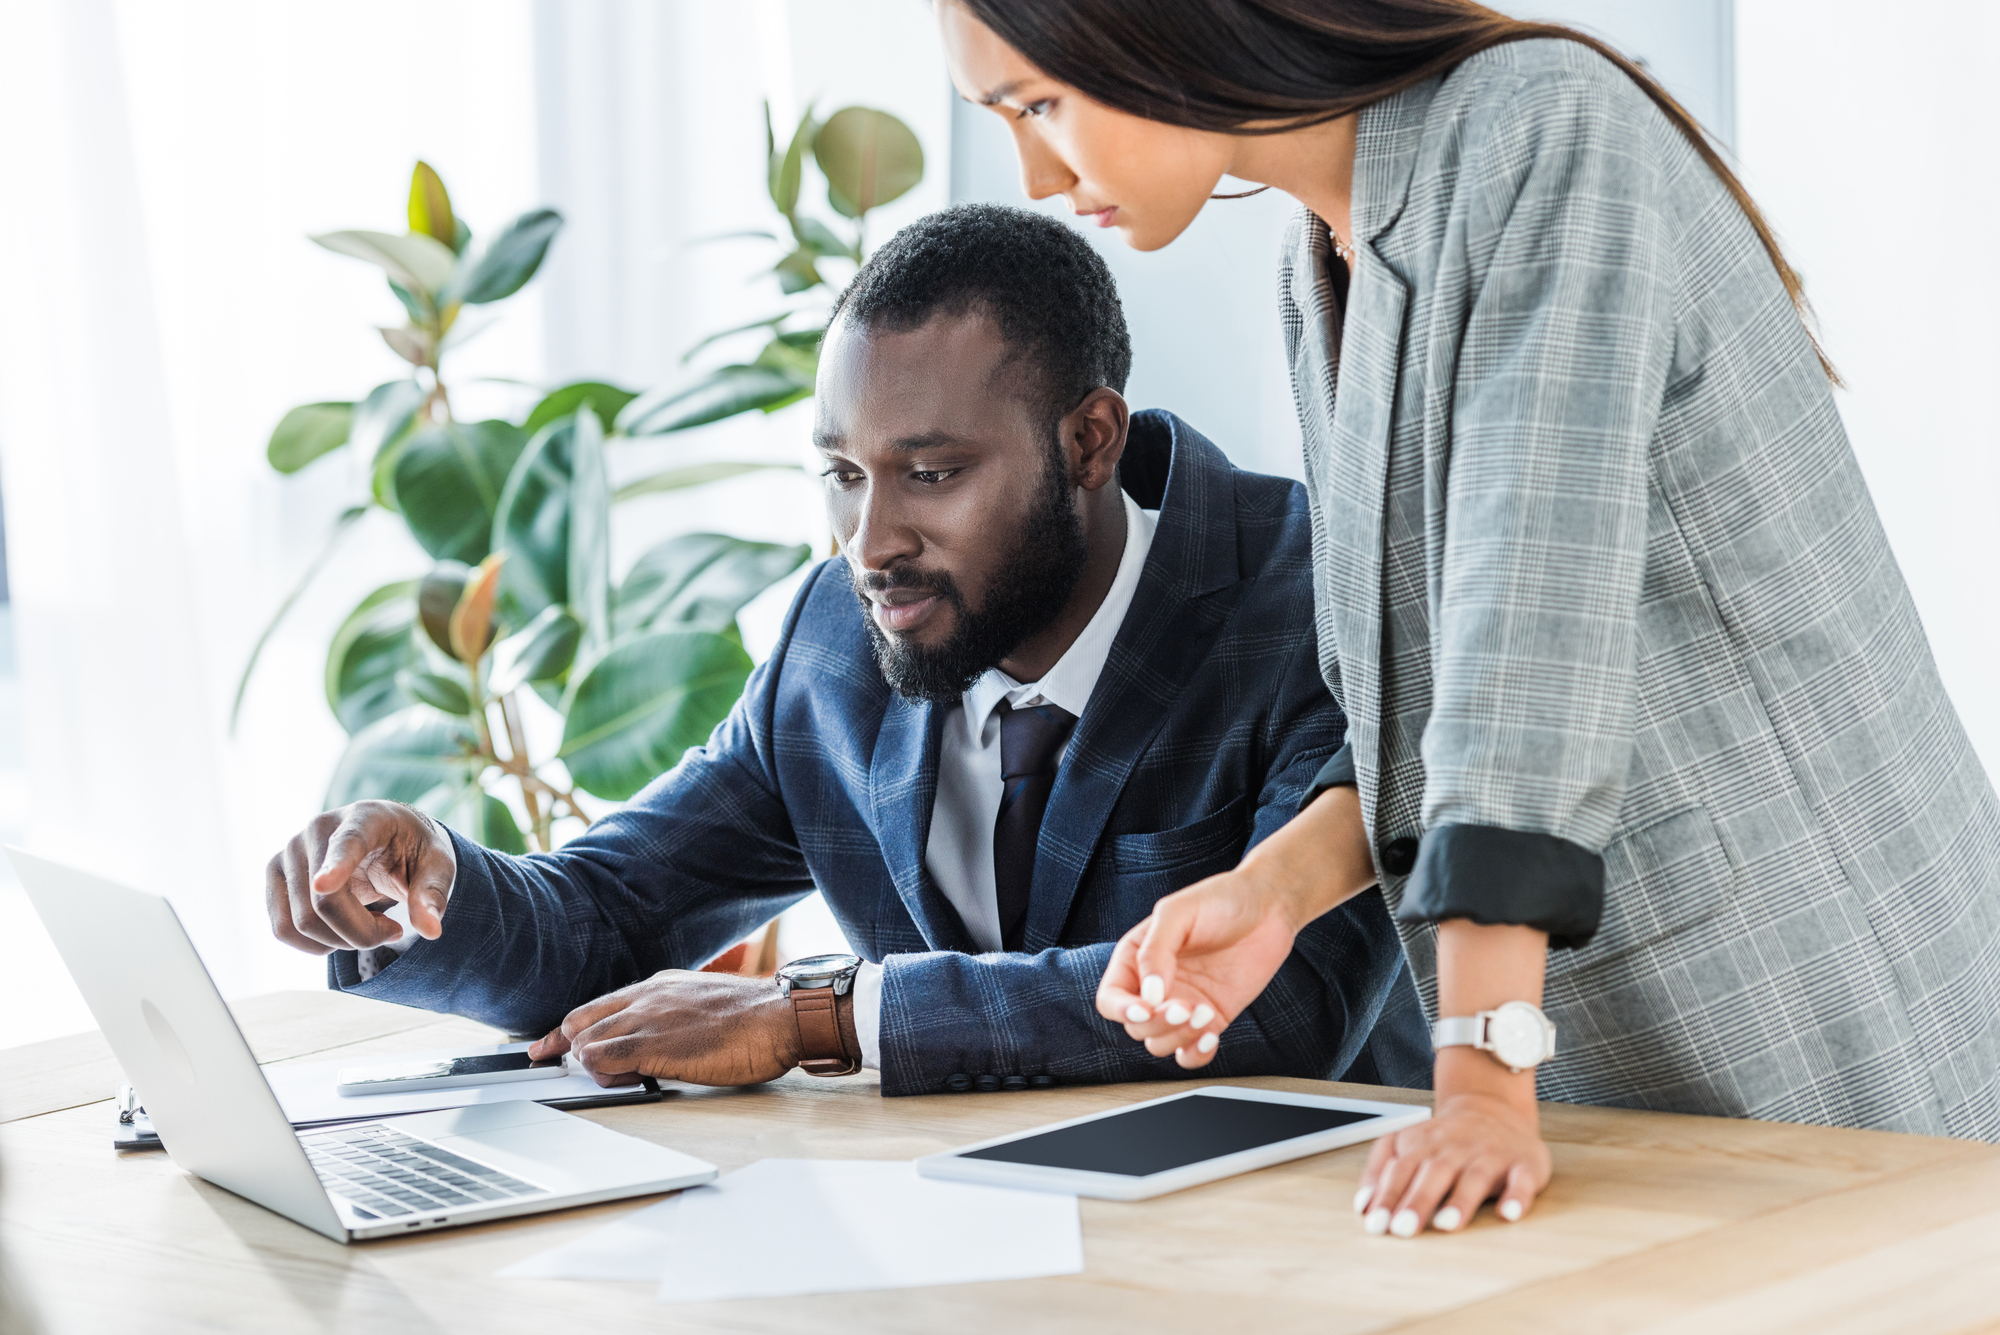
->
[916,1085,1429,1201]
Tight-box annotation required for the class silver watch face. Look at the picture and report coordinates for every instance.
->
[778,953,859,986]
[1486,1002,1551,1070]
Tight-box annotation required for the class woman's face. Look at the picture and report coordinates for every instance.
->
[938,1,1231,252]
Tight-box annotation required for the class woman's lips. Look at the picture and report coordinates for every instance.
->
[874,594,940,634]
[1080,206,1119,229]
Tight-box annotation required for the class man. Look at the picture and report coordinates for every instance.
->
[265,203,1423,1095]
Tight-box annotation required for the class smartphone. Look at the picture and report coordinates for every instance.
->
[335,1049,567,1096]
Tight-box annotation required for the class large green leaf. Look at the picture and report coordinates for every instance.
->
[450,208,563,305]
[774,247,822,294]
[489,605,582,695]
[325,705,480,807]
[613,462,800,503]
[558,631,753,800]
[568,409,612,667]
[523,380,635,437]
[492,417,573,619]
[393,419,528,563]
[418,561,473,656]
[415,782,526,854]
[813,107,924,218]
[395,667,473,715]
[679,314,790,365]
[769,104,816,216]
[754,333,820,384]
[312,229,458,300]
[407,161,456,248]
[618,365,809,436]
[325,581,421,735]
[350,378,427,464]
[790,213,856,261]
[267,402,352,473]
[465,791,527,854]
[615,534,811,640]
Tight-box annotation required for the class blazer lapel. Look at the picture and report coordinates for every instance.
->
[868,694,977,953]
[1020,414,1239,951]
[1320,243,1407,809]
[1292,80,1426,815]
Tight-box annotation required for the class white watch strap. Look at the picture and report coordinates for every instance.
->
[1430,1015,1483,1050]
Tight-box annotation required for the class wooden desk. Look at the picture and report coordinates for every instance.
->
[3,990,1998,1334]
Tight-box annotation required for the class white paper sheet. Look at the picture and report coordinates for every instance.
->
[493,1159,1084,1301]
[265,1042,651,1123]
[494,1196,685,1281]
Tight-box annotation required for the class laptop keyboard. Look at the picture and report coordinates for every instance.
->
[301,1123,545,1220]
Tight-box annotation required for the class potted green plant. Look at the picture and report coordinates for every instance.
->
[241,108,924,854]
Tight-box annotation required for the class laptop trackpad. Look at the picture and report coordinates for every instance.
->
[385,1101,708,1194]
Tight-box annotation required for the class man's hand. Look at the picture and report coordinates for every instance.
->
[528,970,824,1088]
[264,800,455,955]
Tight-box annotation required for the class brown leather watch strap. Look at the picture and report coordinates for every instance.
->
[790,987,859,1076]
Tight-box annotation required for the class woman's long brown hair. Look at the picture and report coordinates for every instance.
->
[959,0,1837,383]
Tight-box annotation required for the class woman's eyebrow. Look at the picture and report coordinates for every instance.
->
[976,79,1027,107]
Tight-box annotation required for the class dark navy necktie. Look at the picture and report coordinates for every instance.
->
[992,698,1078,952]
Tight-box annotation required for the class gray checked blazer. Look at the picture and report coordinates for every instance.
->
[1280,38,2000,1138]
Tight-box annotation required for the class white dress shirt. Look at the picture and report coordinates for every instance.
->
[851,492,1157,1067]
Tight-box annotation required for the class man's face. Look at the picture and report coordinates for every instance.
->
[814,308,1088,702]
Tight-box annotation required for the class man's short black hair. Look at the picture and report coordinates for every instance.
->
[827,203,1132,424]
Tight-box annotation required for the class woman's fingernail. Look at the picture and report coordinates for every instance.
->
[1390,1210,1420,1238]
[1196,1032,1219,1054]
[1499,1198,1524,1222]
[1433,1206,1462,1232]
[1125,1004,1151,1024]
[1140,975,1166,1005]
[1352,1184,1373,1214]
[1190,1004,1215,1028]
[1364,1207,1391,1235]
[1163,1002,1190,1026]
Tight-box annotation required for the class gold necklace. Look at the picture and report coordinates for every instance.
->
[1329,224,1356,263]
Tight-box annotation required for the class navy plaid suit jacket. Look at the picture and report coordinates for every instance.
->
[330,410,1420,1096]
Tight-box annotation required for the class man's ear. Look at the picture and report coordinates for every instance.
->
[1065,388,1129,492]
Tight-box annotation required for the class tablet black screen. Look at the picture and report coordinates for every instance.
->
[957,1093,1373,1177]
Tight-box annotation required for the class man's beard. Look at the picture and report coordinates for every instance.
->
[856,439,1090,704]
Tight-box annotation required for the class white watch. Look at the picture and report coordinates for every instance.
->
[1431,1001,1556,1074]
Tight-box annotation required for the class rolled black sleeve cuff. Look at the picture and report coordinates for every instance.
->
[1393,823,1602,950]
[1303,744,1356,804]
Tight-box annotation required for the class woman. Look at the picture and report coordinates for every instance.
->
[939,0,2000,1238]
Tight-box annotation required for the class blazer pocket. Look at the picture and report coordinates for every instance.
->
[1554,805,1737,972]
[1108,795,1249,875]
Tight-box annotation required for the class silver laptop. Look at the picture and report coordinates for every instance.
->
[7,847,717,1243]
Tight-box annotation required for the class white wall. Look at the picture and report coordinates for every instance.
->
[0,0,546,1033]
[1737,0,2000,774]
[1514,0,1734,145]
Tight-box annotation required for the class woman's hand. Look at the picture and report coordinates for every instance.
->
[1361,920,1555,1236]
[1095,865,1306,1066]
[1356,1082,1551,1236]
[1096,785,1377,1065]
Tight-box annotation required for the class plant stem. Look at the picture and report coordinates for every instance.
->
[498,692,551,852]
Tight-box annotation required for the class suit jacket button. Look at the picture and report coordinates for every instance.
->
[1381,836,1420,877]
[975,1074,1001,1092]
[1002,1075,1028,1091]
[1028,1074,1057,1088]
[945,1073,972,1092]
